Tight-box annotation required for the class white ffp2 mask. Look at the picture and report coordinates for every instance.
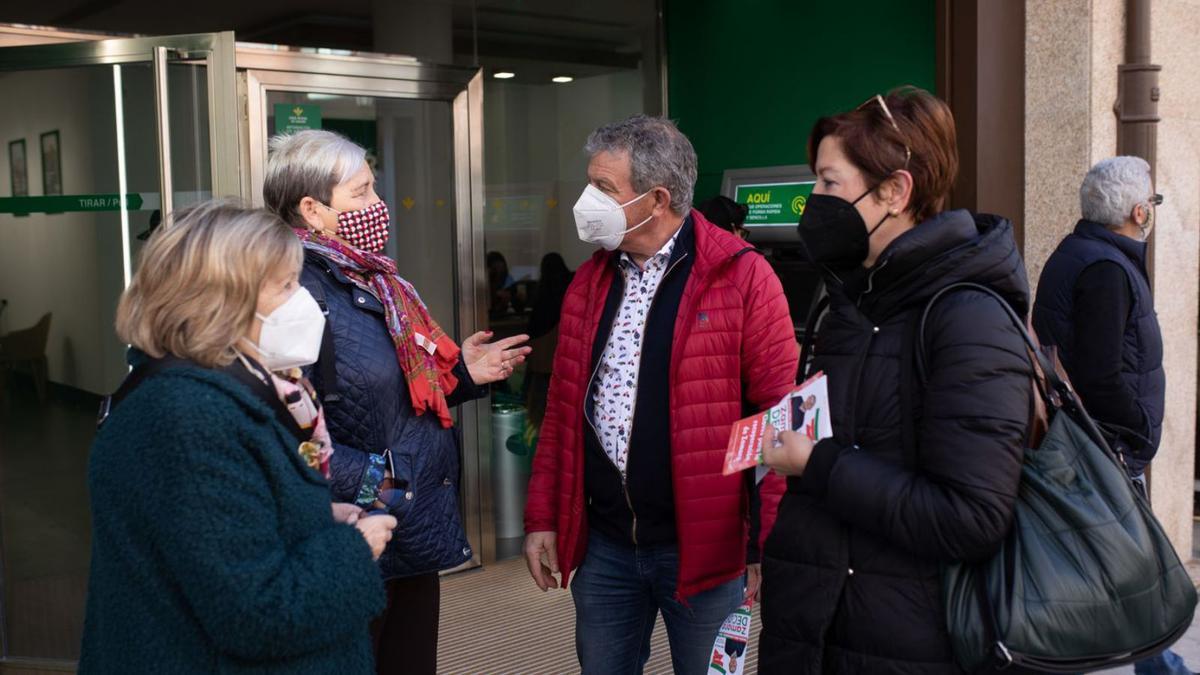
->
[572,184,655,251]
[246,287,326,371]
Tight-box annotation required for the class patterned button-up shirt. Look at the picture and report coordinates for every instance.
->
[590,230,681,476]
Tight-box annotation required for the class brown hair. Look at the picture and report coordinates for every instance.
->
[115,201,303,367]
[808,86,958,223]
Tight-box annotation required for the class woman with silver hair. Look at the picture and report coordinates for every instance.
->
[264,130,530,674]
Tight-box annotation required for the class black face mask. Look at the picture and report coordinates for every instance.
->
[797,190,891,270]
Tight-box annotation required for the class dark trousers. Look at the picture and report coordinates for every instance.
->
[370,572,440,675]
[571,531,743,675]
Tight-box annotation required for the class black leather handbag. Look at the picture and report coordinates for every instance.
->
[913,283,1197,673]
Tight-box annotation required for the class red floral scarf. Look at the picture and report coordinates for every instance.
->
[298,229,461,428]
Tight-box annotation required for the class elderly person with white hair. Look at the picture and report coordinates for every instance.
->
[1033,156,1184,675]
[263,129,530,675]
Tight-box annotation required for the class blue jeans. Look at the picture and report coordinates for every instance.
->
[1135,649,1193,675]
[571,531,743,675]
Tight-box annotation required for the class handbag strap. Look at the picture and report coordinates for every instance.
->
[97,355,192,427]
[901,282,1066,464]
[98,354,311,446]
[222,356,311,445]
[914,283,1055,398]
[797,279,830,382]
[915,283,1124,461]
[305,264,342,404]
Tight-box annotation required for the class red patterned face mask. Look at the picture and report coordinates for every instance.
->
[328,200,390,252]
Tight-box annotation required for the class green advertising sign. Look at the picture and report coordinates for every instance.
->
[0,193,144,214]
[274,104,322,135]
[734,181,816,226]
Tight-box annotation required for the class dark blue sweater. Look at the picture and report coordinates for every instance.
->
[80,365,385,674]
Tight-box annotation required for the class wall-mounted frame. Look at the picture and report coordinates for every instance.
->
[39,130,61,195]
[7,139,27,197]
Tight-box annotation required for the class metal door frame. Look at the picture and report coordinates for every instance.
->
[0,32,241,201]
[0,31,242,666]
[238,45,493,567]
[0,30,491,671]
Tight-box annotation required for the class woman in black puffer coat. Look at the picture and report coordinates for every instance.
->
[758,88,1033,674]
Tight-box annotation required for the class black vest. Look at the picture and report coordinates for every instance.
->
[582,218,696,548]
[1032,220,1164,473]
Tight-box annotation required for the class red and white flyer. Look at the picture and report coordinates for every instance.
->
[722,371,832,476]
[707,601,754,675]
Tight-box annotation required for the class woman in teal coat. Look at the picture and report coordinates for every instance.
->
[80,201,395,674]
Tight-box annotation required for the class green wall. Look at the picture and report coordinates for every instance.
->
[667,0,937,203]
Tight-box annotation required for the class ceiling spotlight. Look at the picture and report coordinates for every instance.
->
[551,75,574,84]
[493,71,516,79]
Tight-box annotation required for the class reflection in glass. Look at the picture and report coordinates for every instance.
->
[0,59,210,659]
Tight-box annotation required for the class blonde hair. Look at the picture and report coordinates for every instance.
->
[116,201,303,368]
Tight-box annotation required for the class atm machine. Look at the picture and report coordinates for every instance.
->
[721,165,823,342]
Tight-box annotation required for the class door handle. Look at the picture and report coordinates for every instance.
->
[152,46,174,224]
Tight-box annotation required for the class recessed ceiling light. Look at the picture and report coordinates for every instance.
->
[493,71,516,79]
[552,75,574,84]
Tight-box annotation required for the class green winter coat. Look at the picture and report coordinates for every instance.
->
[80,364,385,674]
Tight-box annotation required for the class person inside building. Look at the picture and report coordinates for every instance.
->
[697,194,750,239]
[523,114,797,674]
[81,201,396,674]
[757,87,1034,673]
[487,250,517,318]
[1032,157,1188,675]
[263,129,530,675]
[523,251,573,428]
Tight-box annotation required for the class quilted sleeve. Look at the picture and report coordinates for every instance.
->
[327,442,385,507]
[738,253,799,558]
[812,291,1030,563]
[739,253,800,411]
[524,267,593,534]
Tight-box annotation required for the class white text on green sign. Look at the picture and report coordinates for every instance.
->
[274,104,322,135]
[735,181,816,226]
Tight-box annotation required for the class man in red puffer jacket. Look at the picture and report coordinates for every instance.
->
[523,114,798,675]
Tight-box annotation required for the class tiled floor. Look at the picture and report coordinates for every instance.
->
[438,526,1200,674]
[0,380,95,661]
[439,556,761,674]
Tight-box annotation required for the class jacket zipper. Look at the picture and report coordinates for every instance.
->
[589,251,690,547]
[845,258,889,443]
[856,259,890,308]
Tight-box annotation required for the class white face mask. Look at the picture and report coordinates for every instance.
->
[245,287,326,371]
[572,184,655,251]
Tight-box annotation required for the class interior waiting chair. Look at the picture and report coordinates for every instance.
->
[0,313,52,404]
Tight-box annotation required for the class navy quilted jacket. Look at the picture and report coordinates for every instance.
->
[301,251,487,579]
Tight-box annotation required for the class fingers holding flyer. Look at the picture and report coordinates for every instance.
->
[762,426,814,477]
[722,372,833,478]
